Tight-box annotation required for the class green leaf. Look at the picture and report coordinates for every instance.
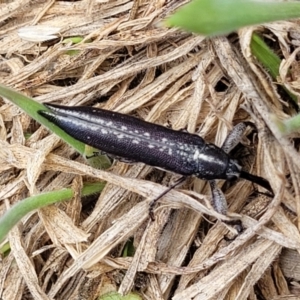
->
[251,33,298,104]
[251,33,281,80]
[122,237,135,257]
[271,114,300,135]
[165,0,300,36]
[99,292,142,300]
[62,36,85,44]
[0,241,10,257]
[0,183,105,244]
[62,36,92,55]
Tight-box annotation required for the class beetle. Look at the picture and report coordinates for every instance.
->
[38,104,272,217]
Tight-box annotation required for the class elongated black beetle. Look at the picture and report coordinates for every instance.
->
[38,104,272,217]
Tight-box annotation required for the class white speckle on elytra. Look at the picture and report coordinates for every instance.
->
[168,148,172,155]
[101,129,108,134]
[90,124,101,131]
[121,126,127,130]
[148,144,155,149]
[87,136,91,139]
[134,130,139,133]
[193,149,200,160]
[177,150,188,158]
[132,140,140,144]
[89,116,104,125]
[117,134,124,139]
[144,132,150,137]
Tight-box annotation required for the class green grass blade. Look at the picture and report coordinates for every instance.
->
[0,182,105,244]
[251,33,298,104]
[251,33,281,80]
[165,0,300,36]
[99,292,142,300]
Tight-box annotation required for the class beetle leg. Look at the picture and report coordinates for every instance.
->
[208,123,249,216]
[221,122,251,154]
[209,122,248,216]
[149,176,186,220]
[209,180,227,215]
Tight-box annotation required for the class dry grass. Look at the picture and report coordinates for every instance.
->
[0,0,300,299]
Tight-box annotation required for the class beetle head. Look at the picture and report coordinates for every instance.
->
[226,159,242,181]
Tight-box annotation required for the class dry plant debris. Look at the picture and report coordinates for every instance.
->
[0,1,300,299]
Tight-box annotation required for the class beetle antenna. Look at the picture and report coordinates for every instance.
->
[240,170,273,195]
